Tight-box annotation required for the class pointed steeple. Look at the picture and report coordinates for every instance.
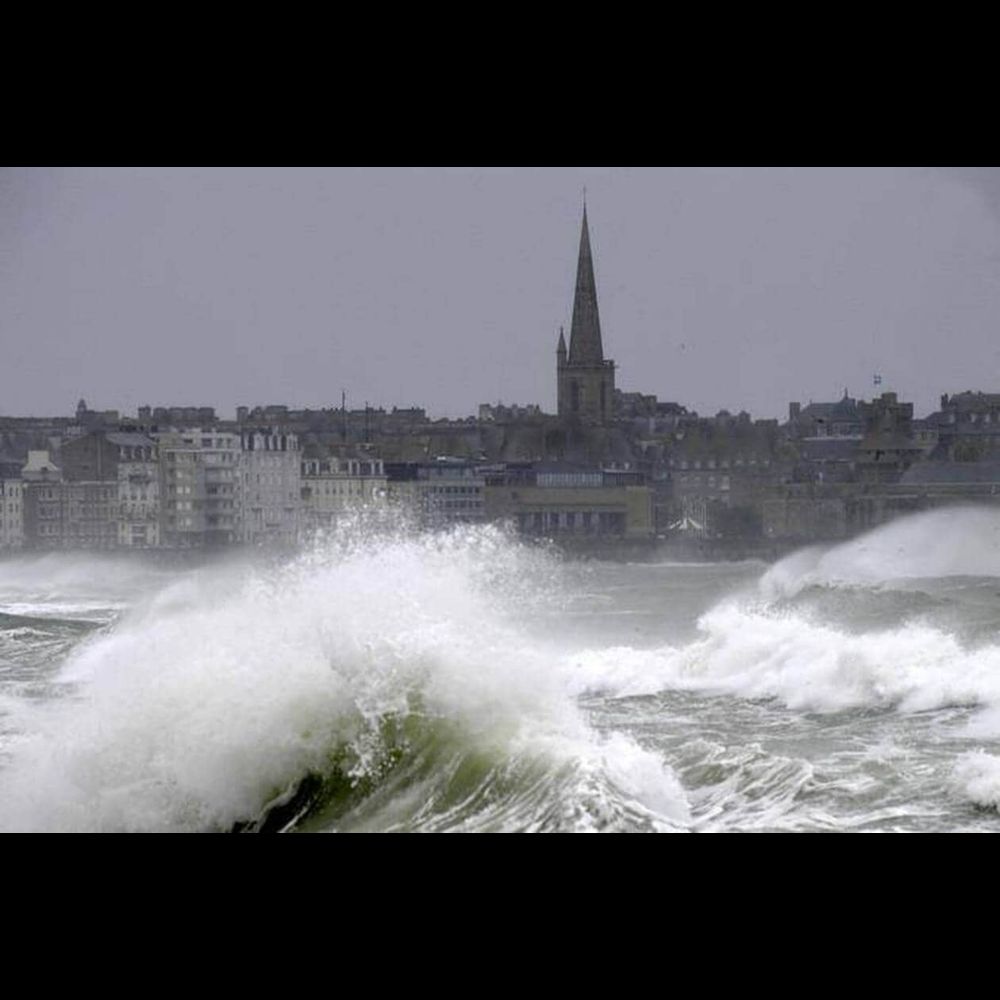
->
[557,325,567,358]
[568,205,604,365]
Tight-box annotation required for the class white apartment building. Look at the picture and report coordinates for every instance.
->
[109,432,160,549]
[0,479,24,550]
[300,454,387,531]
[239,428,301,546]
[155,429,241,547]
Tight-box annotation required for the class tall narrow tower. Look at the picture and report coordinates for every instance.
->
[557,205,616,422]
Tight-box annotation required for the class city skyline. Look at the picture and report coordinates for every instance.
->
[3,167,1000,422]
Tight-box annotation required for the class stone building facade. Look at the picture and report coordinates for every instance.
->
[486,481,652,539]
[23,480,118,550]
[483,463,653,539]
[112,433,160,548]
[856,392,921,484]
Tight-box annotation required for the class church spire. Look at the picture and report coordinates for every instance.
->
[567,204,604,364]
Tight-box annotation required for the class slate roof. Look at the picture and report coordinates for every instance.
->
[106,432,156,447]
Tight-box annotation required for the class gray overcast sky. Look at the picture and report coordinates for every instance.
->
[2,166,1000,422]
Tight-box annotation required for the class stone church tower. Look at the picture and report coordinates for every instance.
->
[557,205,615,422]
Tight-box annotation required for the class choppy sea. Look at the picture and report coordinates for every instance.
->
[2,506,1000,832]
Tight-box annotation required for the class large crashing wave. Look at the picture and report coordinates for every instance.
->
[5,506,1000,831]
[0,517,690,833]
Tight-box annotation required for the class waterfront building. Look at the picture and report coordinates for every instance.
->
[21,433,159,550]
[155,429,241,548]
[483,463,653,539]
[22,442,116,550]
[386,459,486,526]
[0,478,23,550]
[20,451,62,549]
[300,451,387,532]
[239,428,301,546]
[112,433,160,548]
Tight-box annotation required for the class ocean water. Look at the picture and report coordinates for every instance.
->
[2,506,1000,832]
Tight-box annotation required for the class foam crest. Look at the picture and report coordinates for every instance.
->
[761,506,1000,598]
[953,752,1000,811]
[564,601,1000,714]
[511,731,690,832]
[0,521,687,832]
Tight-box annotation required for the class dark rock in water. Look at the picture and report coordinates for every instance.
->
[231,772,325,834]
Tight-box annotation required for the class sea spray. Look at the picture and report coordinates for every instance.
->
[953,751,1000,812]
[562,602,1000,713]
[761,506,1000,599]
[0,518,689,832]
[4,507,1000,831]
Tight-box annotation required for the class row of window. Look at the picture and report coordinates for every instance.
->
[676,475,731,489]
[671,458,769,470]
[302,462,384,476]
[434,499,483,510]
[308,483,371,496]
[166,451,237,463]
[32,488,111,499]
[517,511,626,532]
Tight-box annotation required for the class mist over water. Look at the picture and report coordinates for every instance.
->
[2,506,1000,832]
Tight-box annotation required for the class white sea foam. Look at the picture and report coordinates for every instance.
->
[761,506,1000,598]
[953,752,1000,811]
[546,508,1000,716]
[9,508,1000,832]
[0,523,689,833]
[563,600,1000,714]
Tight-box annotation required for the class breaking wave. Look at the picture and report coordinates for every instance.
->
[565,507,1000,720]
[760,506,1000,599]
[565,603,1000,713]
[953,752,1000,812]
[0,519,689,833]
[3,505,1000,832]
